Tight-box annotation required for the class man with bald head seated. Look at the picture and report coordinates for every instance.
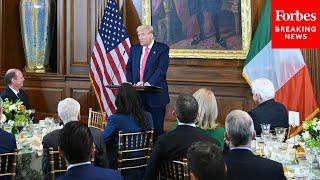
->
[42,98,108,175]
[0,68,30,109]
[224,110,285,180]
[248,78,288,135]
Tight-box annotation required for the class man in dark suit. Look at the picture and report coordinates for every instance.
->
[57,121,122,180]
[42,98,108,175]
[224,110,286,180]
[0,97,17,154]
[0,68,30,109]
[126,25,169,139]
[144,94,220,180]
[189,0,226,47]
[248,78,288,135]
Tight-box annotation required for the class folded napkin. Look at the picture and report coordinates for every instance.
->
[28,136,43,156]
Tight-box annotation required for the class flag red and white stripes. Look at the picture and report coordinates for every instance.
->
[89,0,131,116]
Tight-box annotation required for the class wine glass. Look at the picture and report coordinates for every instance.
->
[28,109,36,123]
[260,123,271,134]
[54,118,61,127]
[275,127,286,142]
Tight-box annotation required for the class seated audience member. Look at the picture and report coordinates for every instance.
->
[224,110,286,180]
[187,141,227,180]
[42,98,108,175]
[144,94,220,180]
[249,78,288,135]
[0,97,17,154]
[0,68,30,109]
[172,88,225,150]
[193,88,225,150]
[103,83,153,179]
[57,121,122,180]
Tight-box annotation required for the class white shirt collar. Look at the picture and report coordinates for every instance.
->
[144,40,154,51]
[177,120,196,127]
[8,85,19,96]
[67,161,91,170]
[229,146,254,153]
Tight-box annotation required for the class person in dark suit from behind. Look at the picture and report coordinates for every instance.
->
[144,94,220,180]
[248,78,288,135]
[42,98,108,175]
[224,110,286,180]
[126,25,170,139]
[103,83,153,179]
[187,141,226,180]
[0,97,17,154]
[0,69,30,109]
[57,121,122,180]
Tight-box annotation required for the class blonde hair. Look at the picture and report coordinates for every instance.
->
[136,25,153,34]
[193,88,218,130]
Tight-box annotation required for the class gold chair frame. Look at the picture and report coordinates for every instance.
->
[0,149,18,180]
[88,108,107,131]
[49,147,67,180]
[48,147,95,180]
[117,129,154,172]
[158,158,189,180]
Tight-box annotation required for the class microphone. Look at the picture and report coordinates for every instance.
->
[109,50,126,86]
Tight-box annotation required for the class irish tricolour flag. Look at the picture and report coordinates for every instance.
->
[242,0,319,135]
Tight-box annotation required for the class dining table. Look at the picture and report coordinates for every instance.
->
[2,119,62,180]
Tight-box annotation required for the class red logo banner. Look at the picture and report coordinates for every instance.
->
[272,0,320,48]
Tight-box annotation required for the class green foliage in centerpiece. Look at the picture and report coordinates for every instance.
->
[301,117,320,148]
[2,98,32,134]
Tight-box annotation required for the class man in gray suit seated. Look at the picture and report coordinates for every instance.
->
[41,98,108,175]
[224,110,286,180]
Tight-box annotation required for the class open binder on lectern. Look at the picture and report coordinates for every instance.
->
[105,84,162,93]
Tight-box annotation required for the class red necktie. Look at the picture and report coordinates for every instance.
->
[140,47,150,82]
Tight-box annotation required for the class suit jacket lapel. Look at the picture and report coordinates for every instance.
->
[6,86,18,100]
[135,45,143,81]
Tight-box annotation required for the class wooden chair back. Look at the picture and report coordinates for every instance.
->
[88,108,107,131]
[158,158,190,180]
[117,129,154,172]
[49,147,95,180]
[0,149,18,180]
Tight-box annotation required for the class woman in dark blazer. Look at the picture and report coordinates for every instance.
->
[103,83,153,180]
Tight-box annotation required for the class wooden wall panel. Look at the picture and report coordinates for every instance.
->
[0,0,25,70]
[0,0,3,69]
[302,49,320,108]
[25,87,64,119]
[65,0,93,75]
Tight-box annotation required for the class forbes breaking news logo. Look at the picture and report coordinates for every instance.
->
[272,1,320,48]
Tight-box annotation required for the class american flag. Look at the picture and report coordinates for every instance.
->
[89,0,131,116]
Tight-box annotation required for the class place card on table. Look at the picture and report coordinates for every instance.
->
[288,111,300,126]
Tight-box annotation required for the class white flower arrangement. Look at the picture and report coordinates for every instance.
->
[301,117,320,148]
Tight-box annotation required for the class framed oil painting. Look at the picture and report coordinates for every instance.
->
[142,0,251,59]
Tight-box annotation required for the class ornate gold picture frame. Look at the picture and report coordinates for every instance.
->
[143,0,251,59]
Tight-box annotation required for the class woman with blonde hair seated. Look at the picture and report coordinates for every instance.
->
[193,88,225,149]
[172,88,225,149]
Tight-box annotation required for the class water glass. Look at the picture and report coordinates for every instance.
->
[260,123,271,134]
[256,140,265,157]
[275,127,286,142]
[54,119,61,126]
[3,123,12,133]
